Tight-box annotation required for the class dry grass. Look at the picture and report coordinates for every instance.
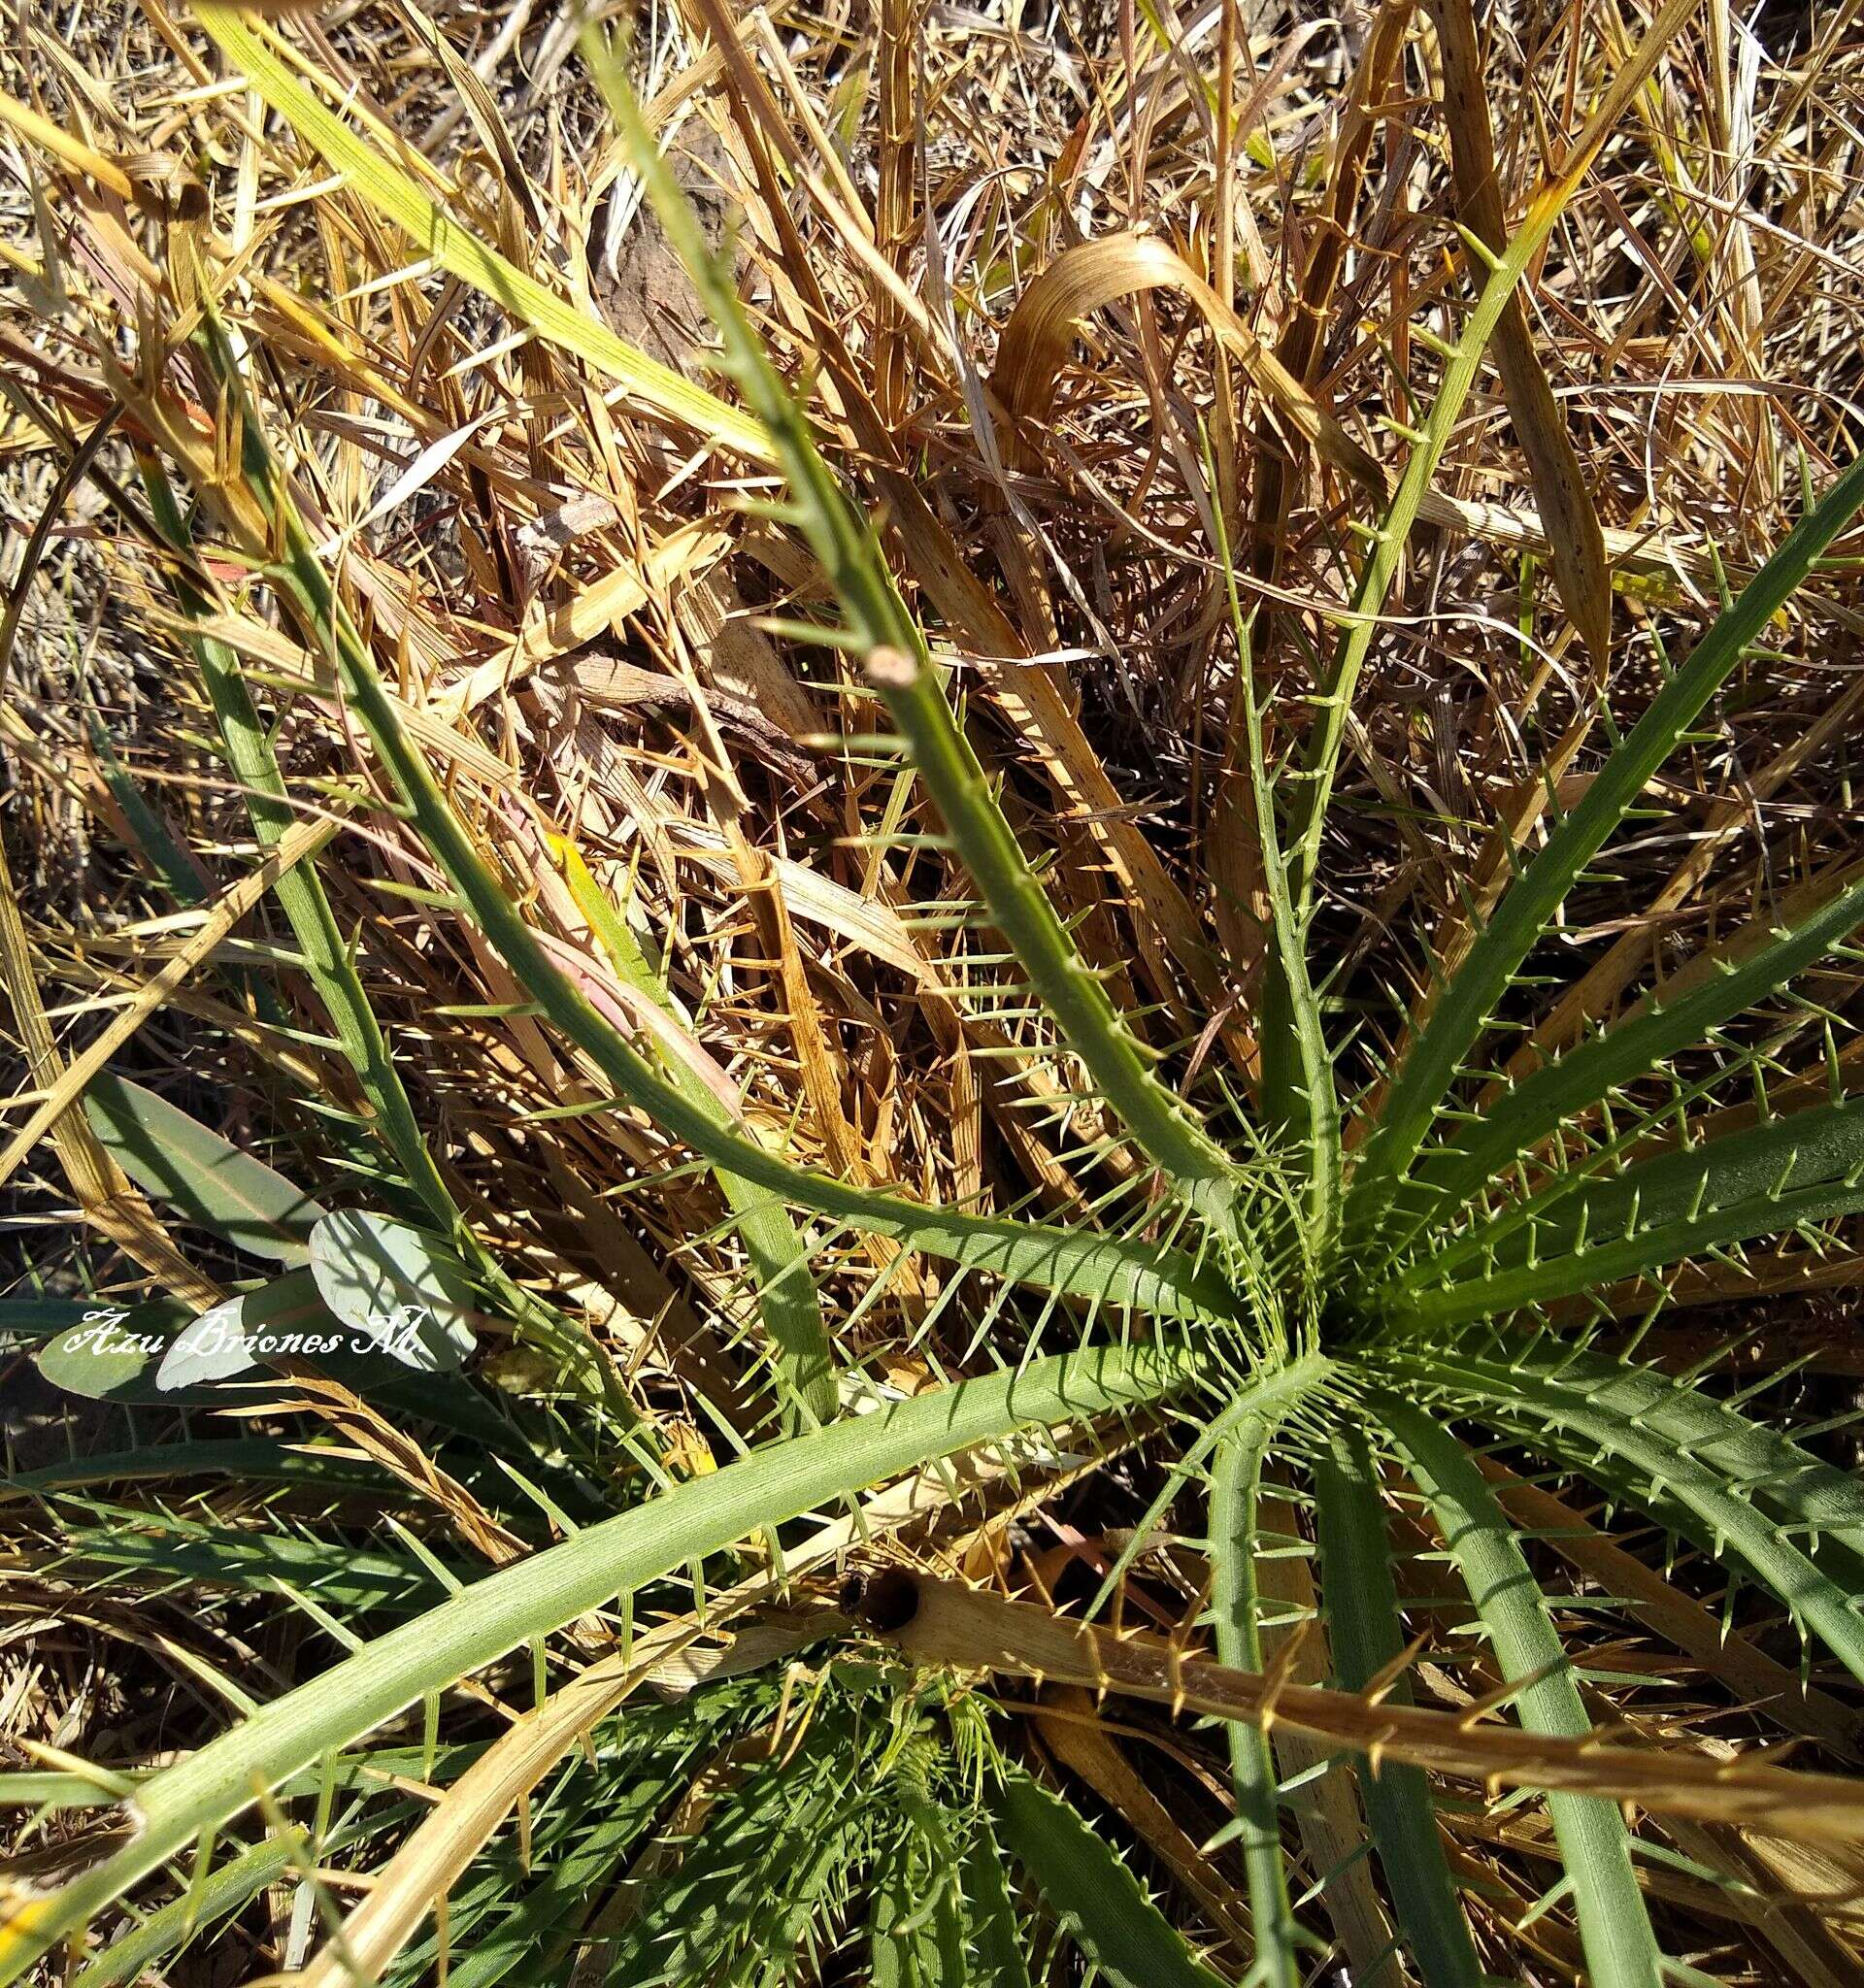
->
[4,0,1864,1981]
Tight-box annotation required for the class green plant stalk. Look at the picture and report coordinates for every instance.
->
[1348,444,1864,1257]
[583,32,1248,1250]
[557,839,838,1426]
[1378,1399,1662,1988]
[0,1339,1202,1983]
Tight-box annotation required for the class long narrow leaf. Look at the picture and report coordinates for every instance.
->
[183,319,1231,1326]
[1390,1094,1864,1322]
[583,36,1246,1242]
[1312,1429,1483,1988]
[1371,1342,1864,1686]
[0,1339,1199,1983]
[990,1764,1227,1988]
[866,649,1245,1235]
[1209,1408,1303,1986]
[137,451,613,1404]
[1383,867,1864,1256]
[1377,1399,1662,1988]
[138,462,462,1239]
[961,1815,1037,1988]
[1286,0,1699,916]
[1213,542,1339,1253]
[559,841,837,1425]
[193,8,766,461]
[1348,446,1864,1253]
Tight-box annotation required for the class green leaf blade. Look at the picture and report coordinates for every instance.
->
[557,840,837,1427]
[1371,1342,1864,1689]
[1384,866,1864,1257]
[990,1764,1228,1988]
[0,1338,1200,1985]
[1208,1367,1326,1988]
[1312,1429,1484,1988]
[1390,1094,1864,1324]
[84,1074,326,1264]
[582,41,1248,1247]
[181,320,1232,1330]
[863,649,1247,1240]
[1376,1397,1663,1988]
[1348,447,1864,1255]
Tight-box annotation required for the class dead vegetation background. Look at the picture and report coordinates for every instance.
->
[4,0,1864,1980]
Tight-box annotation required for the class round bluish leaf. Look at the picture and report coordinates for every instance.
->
[33,1303,213,1405]
[309,1210,478,1372]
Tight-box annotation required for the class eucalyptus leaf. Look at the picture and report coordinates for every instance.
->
[84,1073,326,1262]
[309,1209,480,1371]
[6,1295,192,1349]
[32,1303,216,1407]
[153,1271,375,1390]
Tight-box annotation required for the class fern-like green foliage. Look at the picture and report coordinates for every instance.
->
[10,28,1864,1988]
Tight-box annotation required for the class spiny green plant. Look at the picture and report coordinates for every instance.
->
[8,18,1864,1988]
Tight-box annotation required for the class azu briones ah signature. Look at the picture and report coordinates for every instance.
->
[63,1303,446,1385]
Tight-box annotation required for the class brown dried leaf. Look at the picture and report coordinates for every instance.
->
[1428,0,1613,667]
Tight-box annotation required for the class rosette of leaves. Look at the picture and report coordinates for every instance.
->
[9,25,1864,1988]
